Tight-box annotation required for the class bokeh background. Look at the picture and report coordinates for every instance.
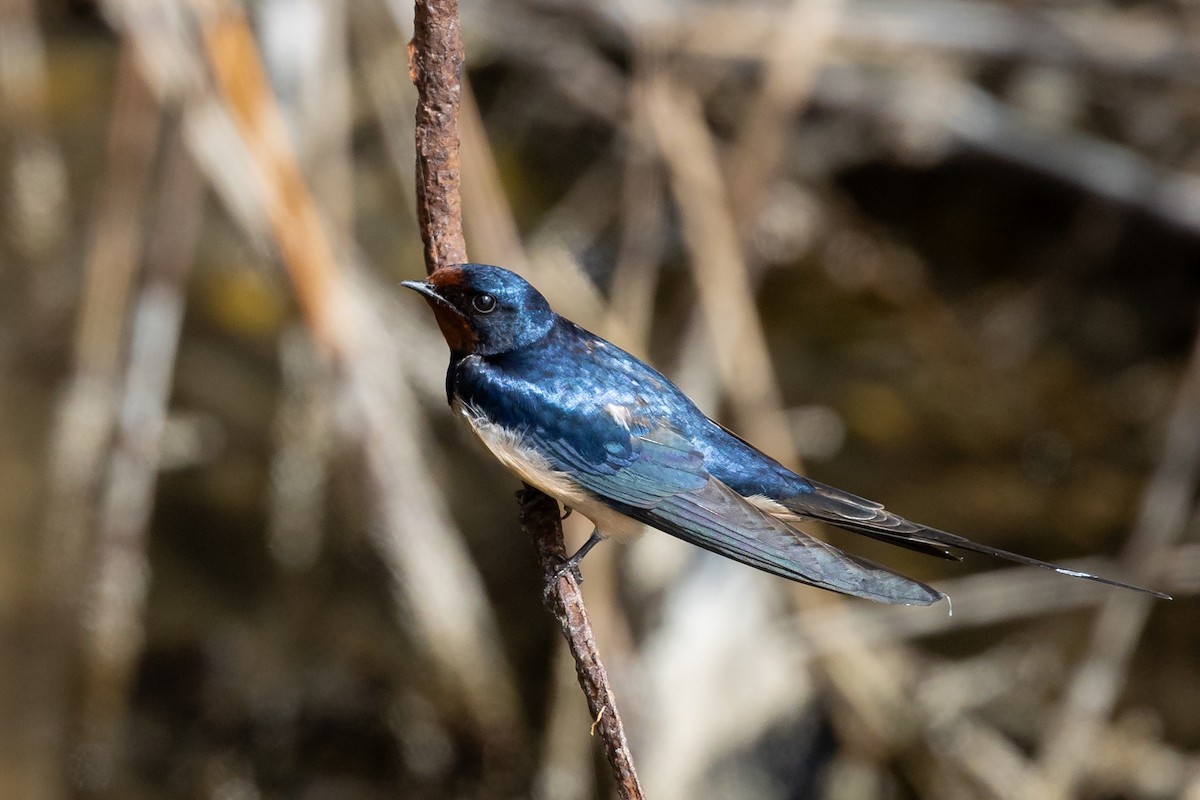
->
[2,1,1199,798]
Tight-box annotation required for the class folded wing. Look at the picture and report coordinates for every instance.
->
[539,419,942,606]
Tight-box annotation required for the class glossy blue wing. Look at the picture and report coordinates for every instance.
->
[455,334,941,604]
[534,419,707,507]
[533,421,942,606]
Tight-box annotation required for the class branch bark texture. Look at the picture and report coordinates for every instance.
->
[411,3,645,796]
[521,489,647,799]
[412,0,469,270]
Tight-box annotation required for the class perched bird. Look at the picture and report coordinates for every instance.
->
[403,263,1169,606]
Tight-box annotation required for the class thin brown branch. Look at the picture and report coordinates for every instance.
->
[412,0,468,271]
[520,489,646,800]
[411,2,645,795]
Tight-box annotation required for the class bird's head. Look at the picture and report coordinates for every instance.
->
[402,263,555,356]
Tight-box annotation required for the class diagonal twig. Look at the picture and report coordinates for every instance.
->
[521,489,646,799]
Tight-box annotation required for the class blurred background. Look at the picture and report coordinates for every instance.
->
[2,0,1199,798]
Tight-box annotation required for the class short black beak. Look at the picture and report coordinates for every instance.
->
[401,279,464,317]
[400,279,439,300]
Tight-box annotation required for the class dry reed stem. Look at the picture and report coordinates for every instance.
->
[458,81,613,331]
[646,78,797,458]
[606,72,666,347]
[200,6,344,350]
[78,132,203,791]
[259,0,347,573]
[102,0,523,762]
[456,85,529,273]
[199,0,522,746]
[36,42,161,799]
[665,1,1198,79]
[281,0,355,244]
[0,1,70,791]
[0,0,71,320]
[726,0,843,227]
[639,50,1047,800]
[639,68,949,795]
[1037,318,1200,799]
[356,4,418,209]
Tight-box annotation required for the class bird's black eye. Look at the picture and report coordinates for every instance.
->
[472,292,497,314]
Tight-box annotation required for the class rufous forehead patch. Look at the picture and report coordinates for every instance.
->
[428,265,468,289]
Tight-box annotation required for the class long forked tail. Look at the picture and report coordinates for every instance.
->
[776,480,1172,600]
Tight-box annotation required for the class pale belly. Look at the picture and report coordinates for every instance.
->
[452,398,646,541]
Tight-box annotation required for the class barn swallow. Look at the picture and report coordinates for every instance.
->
[403,263,1169,605]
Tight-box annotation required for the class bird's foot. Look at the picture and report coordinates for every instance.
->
[550,553,585,585]
[542,529,602,602]
[543,554,584,605]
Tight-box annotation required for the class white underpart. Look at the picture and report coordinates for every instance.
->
[453,398,646,541]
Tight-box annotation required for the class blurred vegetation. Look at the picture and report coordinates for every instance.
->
[1,1,1198,799]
